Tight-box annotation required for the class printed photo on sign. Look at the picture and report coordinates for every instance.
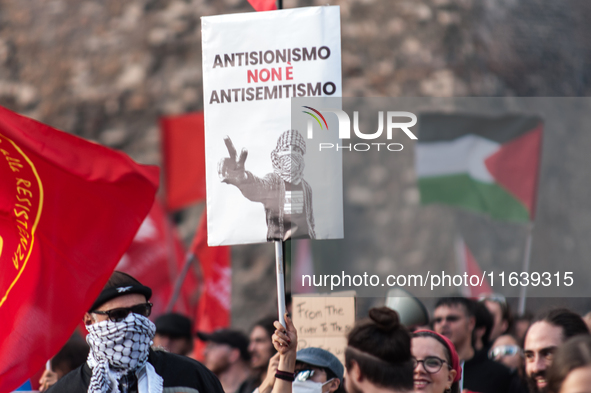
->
[202,6,343,246]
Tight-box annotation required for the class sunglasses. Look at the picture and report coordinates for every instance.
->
[412,356,449,374]
[433,315,462,324]
[478,294,508,311]
[296,369,319,382]
[92,303,153,322]
[489,345,522,359]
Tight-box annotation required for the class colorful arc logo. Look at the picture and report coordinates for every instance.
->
[302,106,329,130]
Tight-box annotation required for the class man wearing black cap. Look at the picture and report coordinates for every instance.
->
[197,329,252,393]
[153,313,194,356]
[47,271,223,393]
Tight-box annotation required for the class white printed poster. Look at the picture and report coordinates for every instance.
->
[202,6,343,246]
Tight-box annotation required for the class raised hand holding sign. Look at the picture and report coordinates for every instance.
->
[218,136,248,185]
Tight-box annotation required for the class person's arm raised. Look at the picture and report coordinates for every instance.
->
[271,313,298,393]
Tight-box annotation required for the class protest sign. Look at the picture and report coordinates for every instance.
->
[292,294,355,364]
[202,6,343,246]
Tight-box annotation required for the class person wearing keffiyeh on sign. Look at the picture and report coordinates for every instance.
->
[218,129,316,241]
[47,271,224,393]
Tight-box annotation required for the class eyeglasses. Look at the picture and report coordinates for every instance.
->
[296,369,315,382]
[489,345,522,359]
[92,303,153,322]
[433,315,462,324]
[412,357,449,374]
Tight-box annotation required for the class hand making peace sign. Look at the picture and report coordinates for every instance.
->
[218,136,248,185]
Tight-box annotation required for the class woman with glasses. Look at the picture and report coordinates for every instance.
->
[412,330,461,393]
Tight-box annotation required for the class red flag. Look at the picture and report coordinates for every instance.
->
[485,124,543,220]
[190,211,231,359]
[160,112,206,211]
[247,0,277,11]
[116,199,198,318]
[0,106,159,392]
[455,236,492,298]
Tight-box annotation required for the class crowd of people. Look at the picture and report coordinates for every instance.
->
[36,271,591,393]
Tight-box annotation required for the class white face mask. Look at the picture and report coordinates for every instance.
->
[292,378,334,393]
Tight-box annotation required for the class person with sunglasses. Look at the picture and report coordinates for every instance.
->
[261,313,343,393]
[47,271,224,393]
[293,347,344,393]
[411,330,461,393]
[489,334,523,373]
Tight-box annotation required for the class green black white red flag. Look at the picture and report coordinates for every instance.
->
[416,114,543,222]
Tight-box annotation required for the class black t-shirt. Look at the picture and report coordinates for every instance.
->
[463,348,527,393]
[46,349,224,393]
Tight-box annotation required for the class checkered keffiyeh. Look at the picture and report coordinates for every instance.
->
[86,313,162,393]
[271,130,307,184]
[273,129,306,155]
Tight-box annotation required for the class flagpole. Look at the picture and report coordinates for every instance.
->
[454,236,470,298]
[275,240,286,327]
[273,0,286,329]
[166,252,195,312]
[517,223,534,315]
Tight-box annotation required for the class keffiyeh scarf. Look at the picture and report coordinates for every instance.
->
[86,313,162,393]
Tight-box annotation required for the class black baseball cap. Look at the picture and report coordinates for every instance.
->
[89,271,152,312]
[197,329,251,362]
[155,313,193,339]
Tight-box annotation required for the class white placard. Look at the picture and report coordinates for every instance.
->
[202,6,343,246]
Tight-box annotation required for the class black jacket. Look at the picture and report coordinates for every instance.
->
[46,349,224,393]
[463,348,528,393]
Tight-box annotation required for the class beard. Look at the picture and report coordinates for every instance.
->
[207,356,231,376]
[526,371,547,393]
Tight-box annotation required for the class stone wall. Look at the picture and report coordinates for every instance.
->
[2,0,590,327]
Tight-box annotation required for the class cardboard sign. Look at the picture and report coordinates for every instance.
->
[202,6,343,246]
[292,294,355,364]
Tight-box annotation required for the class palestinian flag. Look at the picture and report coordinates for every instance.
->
[416,113,543,222]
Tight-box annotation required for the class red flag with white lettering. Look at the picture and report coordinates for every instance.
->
[0,106,159,392]
[190,211,231,359]
[116,199,198,318]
